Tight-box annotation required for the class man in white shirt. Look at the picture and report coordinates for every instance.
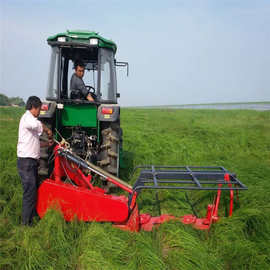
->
[17,96,53,226]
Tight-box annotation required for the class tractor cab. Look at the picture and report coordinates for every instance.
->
[46,30,127,104]
[39,31,127,180]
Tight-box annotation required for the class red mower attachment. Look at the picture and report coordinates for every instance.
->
[37,146,247,231]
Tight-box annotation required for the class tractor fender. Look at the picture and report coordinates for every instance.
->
[98,104,120,122]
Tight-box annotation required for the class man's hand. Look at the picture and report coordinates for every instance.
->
[86,93,94,102]
[42,123,53,137]
[48,138,54,147]
[47,129,53,138]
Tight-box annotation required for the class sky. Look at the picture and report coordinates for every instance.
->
[0,0,270,106]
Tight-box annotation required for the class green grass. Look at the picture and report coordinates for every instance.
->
[0,107,270,269]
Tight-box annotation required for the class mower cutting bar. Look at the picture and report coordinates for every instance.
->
[132,165,247,192]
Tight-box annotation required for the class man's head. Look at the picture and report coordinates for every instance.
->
[25,96,42,117]
[75,62,85,79]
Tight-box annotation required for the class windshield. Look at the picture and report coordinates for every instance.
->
[46,46,117,103]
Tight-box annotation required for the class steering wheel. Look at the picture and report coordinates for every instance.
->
[85,85,95,94]
[85,85,97,100]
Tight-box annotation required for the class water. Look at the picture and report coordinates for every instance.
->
[168,103,270,111]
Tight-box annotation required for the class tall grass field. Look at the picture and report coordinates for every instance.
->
[0,107,269,269]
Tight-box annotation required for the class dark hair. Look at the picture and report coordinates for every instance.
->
[74,61,85,70]
[25,96,42,110]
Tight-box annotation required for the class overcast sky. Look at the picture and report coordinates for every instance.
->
[1,0,270,106]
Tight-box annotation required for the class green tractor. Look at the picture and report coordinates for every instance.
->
[38,30,128,184]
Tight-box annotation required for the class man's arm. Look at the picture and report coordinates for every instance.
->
[79,84,94,102]
[25,113,43,134]
[40,124,54,148]
[40,137,54,148]
[71,75,94,102]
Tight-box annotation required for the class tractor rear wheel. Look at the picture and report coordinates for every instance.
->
[98,126,120,179]
[38,123,53,181]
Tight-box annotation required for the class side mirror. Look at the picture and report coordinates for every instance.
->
[115,61,129,76]
[116,93,120,98]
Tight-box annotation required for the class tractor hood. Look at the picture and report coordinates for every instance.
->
[47,30,117,53]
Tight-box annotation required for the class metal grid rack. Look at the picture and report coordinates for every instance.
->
[132,165,247,192]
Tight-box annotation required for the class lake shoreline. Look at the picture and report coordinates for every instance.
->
[124,102,270,111]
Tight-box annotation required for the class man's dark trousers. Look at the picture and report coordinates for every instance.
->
[17,158,39,225]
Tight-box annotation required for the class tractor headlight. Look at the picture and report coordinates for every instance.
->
[89,38,98,46]
[57,37,66,42]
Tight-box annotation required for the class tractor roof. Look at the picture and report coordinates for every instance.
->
[47,30,117,53]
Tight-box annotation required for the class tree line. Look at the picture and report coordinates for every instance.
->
[0,93,25,106]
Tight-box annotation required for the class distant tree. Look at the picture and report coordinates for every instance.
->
[0,93,25,106]
[9,96,25,107]
[0,93,9,106]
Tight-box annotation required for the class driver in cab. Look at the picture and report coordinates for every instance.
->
[70,61,95,102]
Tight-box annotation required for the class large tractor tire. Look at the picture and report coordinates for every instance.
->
[38,123,53,181]
[98,126,120,178]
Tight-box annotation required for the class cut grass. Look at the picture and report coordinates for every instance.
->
[0,107,269,269]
